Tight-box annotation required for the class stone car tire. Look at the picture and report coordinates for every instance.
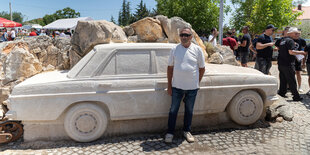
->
[64,103,108,142]
[227,90,263,125]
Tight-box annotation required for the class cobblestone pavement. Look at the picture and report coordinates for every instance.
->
[1,64,310,155]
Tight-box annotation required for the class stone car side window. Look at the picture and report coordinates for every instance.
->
[101,50,151,75]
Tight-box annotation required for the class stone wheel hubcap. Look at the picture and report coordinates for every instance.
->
[75,113,97,134]
[239,98,256,117]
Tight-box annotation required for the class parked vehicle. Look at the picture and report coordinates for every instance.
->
[6,43,278,142]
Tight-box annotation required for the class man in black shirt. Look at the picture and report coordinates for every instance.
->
[293,33,307,92]
[239,26,251,67]
[276,27,306,101]
[304,43,310,96]
[255,24,276,74]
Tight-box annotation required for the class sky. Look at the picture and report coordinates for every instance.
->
[0,0,157,22]
[0,0,309,26]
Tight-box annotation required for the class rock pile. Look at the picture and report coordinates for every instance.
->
[0,36,71,119]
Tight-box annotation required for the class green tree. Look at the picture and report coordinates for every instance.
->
[118,0,132,26]
[41,7,80,25]
[0,11,24,23]
[231,0,302,35]
[131,0,150,23]
[110,16,116,24]
[155,0,229,34]
[230,0,256,32]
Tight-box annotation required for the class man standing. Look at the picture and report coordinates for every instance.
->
[239,26,251,67]
[10,28,16,40]
[165,27,205,143]
[255,24,276,74]
[223,30,238,51]
[293,29,307,92]
[208,27,218,47]
[276,27,305,101]
[304,43,310,96]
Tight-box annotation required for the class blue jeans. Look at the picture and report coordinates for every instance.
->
[254,57,272,74]
[167,87,198,134]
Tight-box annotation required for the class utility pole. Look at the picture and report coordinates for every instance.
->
[9,2,12,21]
[219,0,224,45]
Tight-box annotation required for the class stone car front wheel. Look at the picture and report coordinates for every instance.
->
[64,103,108,142]
[227,90,263,125]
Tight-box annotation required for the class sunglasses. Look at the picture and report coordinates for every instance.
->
[179,33,191,37]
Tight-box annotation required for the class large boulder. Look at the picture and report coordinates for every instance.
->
[208,44,239,66]
[156,15,207,58]
[129,17,167,42]
[71,20,127,58]
[2,47,43,85]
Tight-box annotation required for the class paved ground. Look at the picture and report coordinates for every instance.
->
[1,63,310,155]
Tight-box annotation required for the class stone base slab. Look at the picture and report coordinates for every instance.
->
[23,112,231,142]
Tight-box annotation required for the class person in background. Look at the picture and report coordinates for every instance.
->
[208,27,218,47]
[222,30,238,51]
[29,29,37,36]
[304,43,310,96]
[276,27,305,101]
[165,27,205,143]
[65,28,72,37]
[293,29,307,93]
[10,28,16,40]
[200,34,207,42]
[255,24,276,74]
[59,30,66,37]
[239,26,251,67]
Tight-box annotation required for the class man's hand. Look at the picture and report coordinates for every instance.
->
[167,86,172,96]
[268,42,275,46]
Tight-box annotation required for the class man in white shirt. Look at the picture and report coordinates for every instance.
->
[165,27,205,143]
[208,27,218,47]
[10,28,16,40]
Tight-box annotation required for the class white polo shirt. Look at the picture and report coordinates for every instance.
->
[168,43,205,90]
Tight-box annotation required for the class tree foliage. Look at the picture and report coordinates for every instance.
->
[118,0,132,26]
[131,0,150,23]
[0,11,24,23]
[26,7,81,26]
[231,0,302,35]
[155,0,231,35]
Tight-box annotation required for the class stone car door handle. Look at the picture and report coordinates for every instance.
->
[98,83,112,88]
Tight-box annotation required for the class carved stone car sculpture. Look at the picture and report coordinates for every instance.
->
[6,43,278,142]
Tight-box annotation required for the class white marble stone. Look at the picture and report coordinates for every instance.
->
[6,43,278,142]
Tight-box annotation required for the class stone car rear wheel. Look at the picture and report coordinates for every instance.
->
[64,103,108,142]
[227,90,263,125]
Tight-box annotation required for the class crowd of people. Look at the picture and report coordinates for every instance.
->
[0,28,72,42]
[201,25,309,101]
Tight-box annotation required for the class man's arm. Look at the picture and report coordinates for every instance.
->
[288,50,306,56]
[256,42,274,50]
[199,68,205,82]
[167,66,174,96]
[240,40,247,47]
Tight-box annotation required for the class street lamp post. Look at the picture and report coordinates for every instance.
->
[219,0,224,45]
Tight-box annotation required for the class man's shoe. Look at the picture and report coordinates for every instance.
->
[183,132,195,143]
[298,88,304,93]
[164,133,173,143]
[277,93,287,98]
[293,97,303,101]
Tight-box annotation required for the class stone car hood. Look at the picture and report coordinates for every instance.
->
[205,64,263,75]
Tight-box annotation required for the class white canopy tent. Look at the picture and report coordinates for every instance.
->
[43,17,93,30]
[22,24,43,30]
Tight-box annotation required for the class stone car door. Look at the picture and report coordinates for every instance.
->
[93,49,161,120]
[153,49,213,115]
